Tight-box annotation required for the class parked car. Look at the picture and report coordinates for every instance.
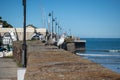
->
[0,47,7,57]
[0,47,7,51]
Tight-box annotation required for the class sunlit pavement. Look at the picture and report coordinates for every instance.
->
[0,58,17,80]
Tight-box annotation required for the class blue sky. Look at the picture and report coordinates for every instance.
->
[0,0,120,38]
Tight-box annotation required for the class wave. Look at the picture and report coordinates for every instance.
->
[108,50,120,52]
[76,53,120,57]
[87,50,120,53]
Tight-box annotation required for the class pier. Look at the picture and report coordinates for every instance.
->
[65,40,86,53]
[12,41,120,80]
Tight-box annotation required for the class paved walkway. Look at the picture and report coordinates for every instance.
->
[0,58,17,80]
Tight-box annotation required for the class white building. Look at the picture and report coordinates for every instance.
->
[0,23,3,28]
[0,25,47,41]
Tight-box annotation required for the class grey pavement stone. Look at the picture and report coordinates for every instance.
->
[0,79,11,80]
[0,68,17,78]
[0,58,17,80]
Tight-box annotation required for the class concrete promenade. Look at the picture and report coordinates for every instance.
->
[24,44,120,80]
[0,58,17,80]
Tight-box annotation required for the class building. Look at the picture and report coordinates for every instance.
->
[0,25,47,41]
[0,22,3,28]
[2,32,12,46]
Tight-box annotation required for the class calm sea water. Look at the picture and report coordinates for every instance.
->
[77,38,120,73]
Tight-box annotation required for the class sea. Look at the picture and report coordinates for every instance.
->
[76,38,120,74]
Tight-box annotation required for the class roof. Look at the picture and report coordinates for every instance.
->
[26,25,37,29]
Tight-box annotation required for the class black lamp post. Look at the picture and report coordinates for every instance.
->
[48,13,51,33]
[52,11,54,34]
[55,18,57,34]
[58,25,60,38]
[22,0,27,67]
[49,11,55,37]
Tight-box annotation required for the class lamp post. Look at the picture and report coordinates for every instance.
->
[22,0,27,67]
[69,29,71,36]
[58,25,60,38]
[55,18,57,34]
[52,11,54,35]
[49,11,55,37]
[48,13,51,33]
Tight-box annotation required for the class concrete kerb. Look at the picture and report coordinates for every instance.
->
[17,68,26,80]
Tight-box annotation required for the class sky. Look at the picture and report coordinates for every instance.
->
[0,0,120,38]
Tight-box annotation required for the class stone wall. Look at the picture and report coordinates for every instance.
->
[13,41,120,80]
[13,40,86,65]
[13,41,23,65]
[24,44,120,80]
[13,40,43,65]
[65,42,86,53]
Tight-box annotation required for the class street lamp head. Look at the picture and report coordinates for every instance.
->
[52,18,55,22]
[48,13,51,16]
[56,22,58,25]
[23,0,26,6]
[58,26,60,28]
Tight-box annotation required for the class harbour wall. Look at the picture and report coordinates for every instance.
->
[13,40,86,64]
[13,41,120,80]
[65,40,86,53]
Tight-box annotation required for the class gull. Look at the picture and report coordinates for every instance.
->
[45,33,56,45]
[57,33,66,48]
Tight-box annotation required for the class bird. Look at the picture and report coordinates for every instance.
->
[57,33,66,48]
[45,33,56,46]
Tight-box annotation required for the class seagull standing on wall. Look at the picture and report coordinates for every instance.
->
[50,33,56,45]
[57,33,66,48]
[45,33,56,45]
